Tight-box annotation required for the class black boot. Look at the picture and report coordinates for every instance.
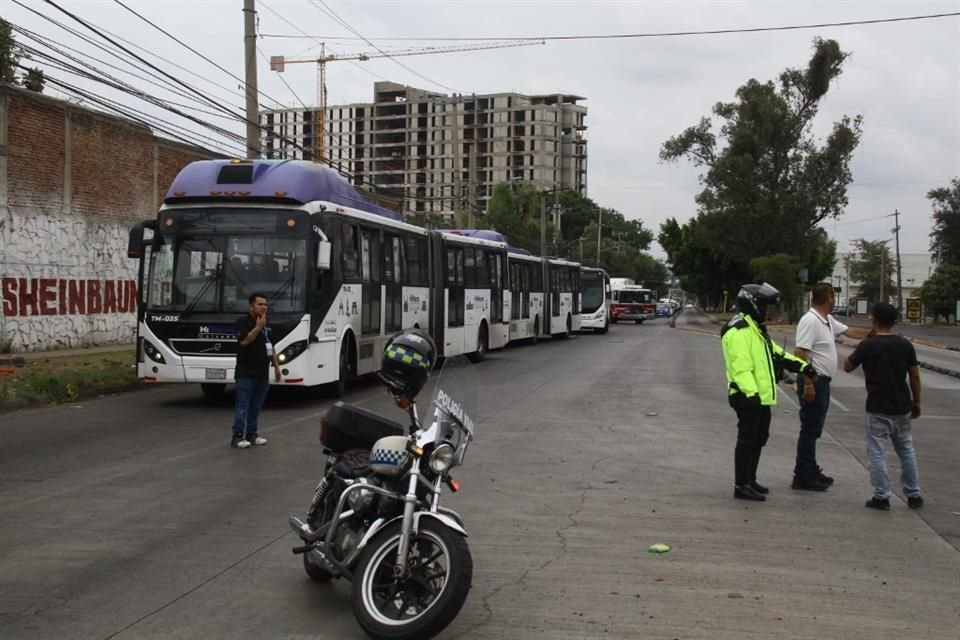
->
[749,448,768,494]
[734,484,766,501]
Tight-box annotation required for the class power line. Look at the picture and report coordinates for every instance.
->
[258,0,393,86]
[10,0,256,112]
[258,11,960,42]
[111,0,290,111]
[307,0,457,93]
[257,46,308,110]
[39,0,309,159]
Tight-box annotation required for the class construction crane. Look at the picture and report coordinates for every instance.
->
[270,40,544,161]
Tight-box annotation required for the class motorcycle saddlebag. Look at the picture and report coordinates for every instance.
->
[320,401,405,452]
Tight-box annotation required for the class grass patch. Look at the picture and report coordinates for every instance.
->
[0,350,138,408]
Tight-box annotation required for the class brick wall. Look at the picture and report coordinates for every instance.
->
[0,85,223,352]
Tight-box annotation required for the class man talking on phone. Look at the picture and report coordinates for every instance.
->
[231,293,281,448]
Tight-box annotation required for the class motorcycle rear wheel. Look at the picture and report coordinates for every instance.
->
[352,519,472,640]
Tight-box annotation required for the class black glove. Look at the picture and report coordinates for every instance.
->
[802,364,818,380]
[745,394,762,408]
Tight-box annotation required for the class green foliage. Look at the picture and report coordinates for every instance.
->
[926,178,960,266]
[658,38,861,304]
[848,239,895,304]
[0,19,21,84]
[0,19,45,93]
[1,335,12,354]
[22,67,44,92]
[485,181,547,254]
[0,351,138,408]
[919,263,960,322]
[750,253,803,321]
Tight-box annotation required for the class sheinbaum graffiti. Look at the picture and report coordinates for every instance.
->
[2,278,138,316]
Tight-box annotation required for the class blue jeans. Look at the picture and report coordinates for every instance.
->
[865,412,921,500]
[232,377,270,437]
[794,377,831,479]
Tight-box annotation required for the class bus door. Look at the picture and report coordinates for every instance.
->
[551,266,561,318]
[383,233,403,333]
[487,250,503,324]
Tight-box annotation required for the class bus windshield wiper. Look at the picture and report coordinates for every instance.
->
[181,262,223,318]
[270,271,296,305]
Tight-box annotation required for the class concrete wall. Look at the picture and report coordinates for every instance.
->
[0,86,221,352]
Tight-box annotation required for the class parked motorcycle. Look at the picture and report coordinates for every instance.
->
[289,331,476,640]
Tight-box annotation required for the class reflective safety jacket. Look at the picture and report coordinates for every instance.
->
[721,313,808,406]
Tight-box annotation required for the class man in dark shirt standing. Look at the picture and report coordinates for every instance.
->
[232,293,281,449]
[843,302,923,510]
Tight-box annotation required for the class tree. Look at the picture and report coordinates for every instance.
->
[848,239,895,304]
[1,19,44,93]
[750,253,803,321]
[485,181,546,254]
[1,19,22,84]
[918,263,960,322]
[658,38,862,299]
[22,67,44,93]
[926,177,960,266]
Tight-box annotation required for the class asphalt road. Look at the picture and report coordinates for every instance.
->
[1,314,958,640]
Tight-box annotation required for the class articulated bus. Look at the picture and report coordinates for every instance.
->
[579,267,610,333]
[505,251,582,342]
[127,159,508,398]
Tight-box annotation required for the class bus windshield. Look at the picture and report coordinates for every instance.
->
[146,209,308,315]
[580,271,606,313]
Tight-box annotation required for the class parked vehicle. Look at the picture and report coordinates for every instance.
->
[655,302,672,318]
[289,333,475,640]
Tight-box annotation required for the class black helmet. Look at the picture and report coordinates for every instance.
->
[379,330,436,399]
[736,282,781,323]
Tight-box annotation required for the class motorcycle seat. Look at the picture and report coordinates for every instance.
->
[334,449,372,479]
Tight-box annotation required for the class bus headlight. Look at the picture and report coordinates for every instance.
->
[429,444,455,474]
[143,340,166,364]
[277,340,309,364]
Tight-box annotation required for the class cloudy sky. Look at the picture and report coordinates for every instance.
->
[7,0,959,259]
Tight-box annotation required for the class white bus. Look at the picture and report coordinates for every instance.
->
[544,257,582,337]
[507,250,544,343]
[579,267,610,333]
[127,159,504,399]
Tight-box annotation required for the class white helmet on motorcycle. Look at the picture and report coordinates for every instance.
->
[369,435,412,476]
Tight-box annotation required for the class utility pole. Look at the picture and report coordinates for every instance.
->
[891,209,903,312]
[596,207,602,267]
[540,196,546,257]
[243,0,261,158]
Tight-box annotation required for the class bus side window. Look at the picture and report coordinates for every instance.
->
[342,223,360,282]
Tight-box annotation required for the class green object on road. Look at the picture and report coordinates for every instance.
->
[647,543,671,554]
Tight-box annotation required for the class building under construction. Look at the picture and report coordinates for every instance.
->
[259,81,587,218]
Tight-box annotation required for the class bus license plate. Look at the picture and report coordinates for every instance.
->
[205,368,227,380]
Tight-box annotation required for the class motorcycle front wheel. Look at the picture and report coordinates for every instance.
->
[351,519,472,640]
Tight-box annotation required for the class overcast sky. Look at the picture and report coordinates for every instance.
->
[7,0,959,259]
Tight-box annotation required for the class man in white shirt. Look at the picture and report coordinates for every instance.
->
[792,282,849,491]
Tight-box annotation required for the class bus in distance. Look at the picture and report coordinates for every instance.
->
[579,267,610,333]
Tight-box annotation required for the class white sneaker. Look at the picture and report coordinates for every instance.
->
[249,435,267,446]
[231,436,251,449]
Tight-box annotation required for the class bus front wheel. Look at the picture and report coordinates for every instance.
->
[330,337,353,398]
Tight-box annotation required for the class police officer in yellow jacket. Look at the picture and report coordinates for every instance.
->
[722,283,817,501]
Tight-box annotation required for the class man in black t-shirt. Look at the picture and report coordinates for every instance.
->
[231,293,281,449]
[843,302,923,510]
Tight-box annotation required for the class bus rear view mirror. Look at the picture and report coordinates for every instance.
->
[317,240,332,270]
[127,220,156,258]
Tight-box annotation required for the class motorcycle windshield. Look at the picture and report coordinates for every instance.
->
[427,355,478,466]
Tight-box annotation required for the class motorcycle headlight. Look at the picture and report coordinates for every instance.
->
[277,340,309,364]
[142,339,166,364]
[429,443,455,474]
